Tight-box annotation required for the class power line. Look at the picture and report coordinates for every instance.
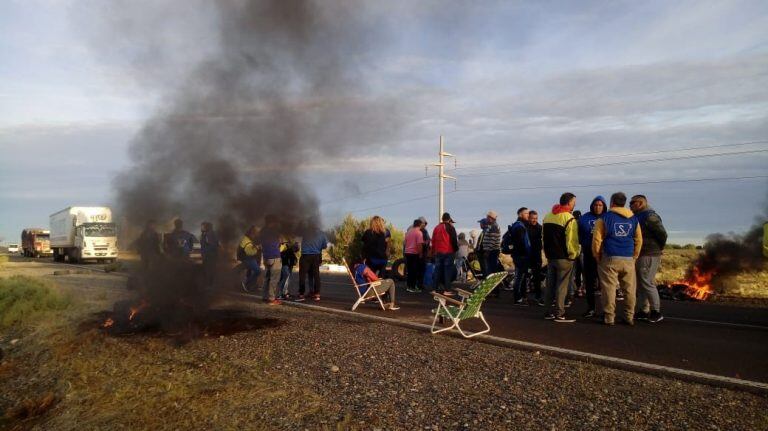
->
[347,192,445,214]
[321,175,435,205]
[454,148,768,178]
[448,140,768,172]
[455,174,768,193]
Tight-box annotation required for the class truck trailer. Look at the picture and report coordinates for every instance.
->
[21,228,52,258]
[49,206,119,263]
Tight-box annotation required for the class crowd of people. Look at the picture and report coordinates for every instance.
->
[397,191,668,325]
[133,191,669,325]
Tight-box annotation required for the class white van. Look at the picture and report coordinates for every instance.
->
[7,244,19,254]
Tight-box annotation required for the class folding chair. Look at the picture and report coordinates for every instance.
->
[430,271,507,338]
[343,258,388,311]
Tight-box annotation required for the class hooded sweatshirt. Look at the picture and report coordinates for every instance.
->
[578,196,607,255]
[592,207,642,259]
[543,204,581,260]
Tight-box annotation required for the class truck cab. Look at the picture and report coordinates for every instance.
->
[77,222,119,260]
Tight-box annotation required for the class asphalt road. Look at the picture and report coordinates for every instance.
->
[281,272,768,383]
[9,255,768,383]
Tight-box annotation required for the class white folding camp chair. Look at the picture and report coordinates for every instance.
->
[430,271,507,338]
[343,258,388,311]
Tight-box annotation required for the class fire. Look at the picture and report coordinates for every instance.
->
[102,318,114,328]
[679,266,715,301]
[129,300,149,321]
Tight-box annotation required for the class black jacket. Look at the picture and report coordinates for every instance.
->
[526,223,543,260]
[635,208,667,256]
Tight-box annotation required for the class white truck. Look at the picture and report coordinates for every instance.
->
[49,206,119,263]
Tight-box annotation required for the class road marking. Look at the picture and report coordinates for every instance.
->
[320,280,768,330]
[282,300,768,394]
[665,317,768,331]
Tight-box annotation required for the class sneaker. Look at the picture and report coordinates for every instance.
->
[312,295,320,301]
[536,299,545,307]
[442,291,455,297]
[648,311,664,323]
[565,300,572,308]
[544,313,556,320]
[406,287,418,293]
[388,305,401,311]
[295,295,306,302]
[635,311,650,321]
[554,315,576,323]
[502,285,514,291]
[582,310,595,319]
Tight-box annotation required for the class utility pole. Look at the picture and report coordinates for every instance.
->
[430,135,455,222]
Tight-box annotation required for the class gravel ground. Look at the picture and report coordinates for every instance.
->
[1,261,767,430]
[4,301,767,430]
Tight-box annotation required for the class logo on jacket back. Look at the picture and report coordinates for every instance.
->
[613,223,632,237]
[588,219,596,233]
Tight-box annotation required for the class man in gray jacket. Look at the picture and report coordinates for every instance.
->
[630,195,668,323]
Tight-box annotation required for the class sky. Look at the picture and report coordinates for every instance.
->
[1,0,767,245]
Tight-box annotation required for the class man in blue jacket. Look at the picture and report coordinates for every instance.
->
[502,207,531,305]
[299,219,328,301]
[592,192,642,326]
[577,196,607,318]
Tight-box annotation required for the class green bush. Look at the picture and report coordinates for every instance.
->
[327,214,404,265]
[0,276,71,328]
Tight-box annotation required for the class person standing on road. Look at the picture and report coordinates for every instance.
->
[543,193,581,323]
[361,216,391,277]
[238,226,261,293]
[418,216,431,286]
[474,218,488,278]
[298,220,328,302]
[200,221,220,294]
[483,210,502,297]
[278,237,299,300]
[260,215,282,305]
[431,212,459,295]
[577,196,607,318]
[502,207,531,305]
[404,219,426,293]
[136,220,161,272]
[526,211,544,306]
[456,232,470,282]
[593,192,642,326]
[165,219,197,259]
[631,195,668,323]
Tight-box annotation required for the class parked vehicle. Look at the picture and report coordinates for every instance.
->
[49,206,118,263]
[7,243,20,254]
[21,228,52,258]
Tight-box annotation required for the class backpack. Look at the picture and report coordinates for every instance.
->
[501,229,514,255]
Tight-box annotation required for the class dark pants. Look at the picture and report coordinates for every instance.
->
[574,254,583,288]
[242,256,261,287]
[202,253,218,294]
[405,253,423,290]
[434,252,456,293]
[366,258,387,277]
[299,254,322,295]
[484,250,501,276]
[583,252,599,312]
[512,256,529,301]
[476,250,487,277]
[530,258,544,300]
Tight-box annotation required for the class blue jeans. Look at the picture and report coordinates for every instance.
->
[434,252,456,292]
[242,257,261,287]
[512,256,529,301]
[278,265,292,297]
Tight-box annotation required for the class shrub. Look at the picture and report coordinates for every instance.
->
[327,215,404,265]
[0,276,71,328]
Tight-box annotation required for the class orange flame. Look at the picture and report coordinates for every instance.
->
[129,300,149,321]
[102,318,114,328]
[679,266,715,301]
